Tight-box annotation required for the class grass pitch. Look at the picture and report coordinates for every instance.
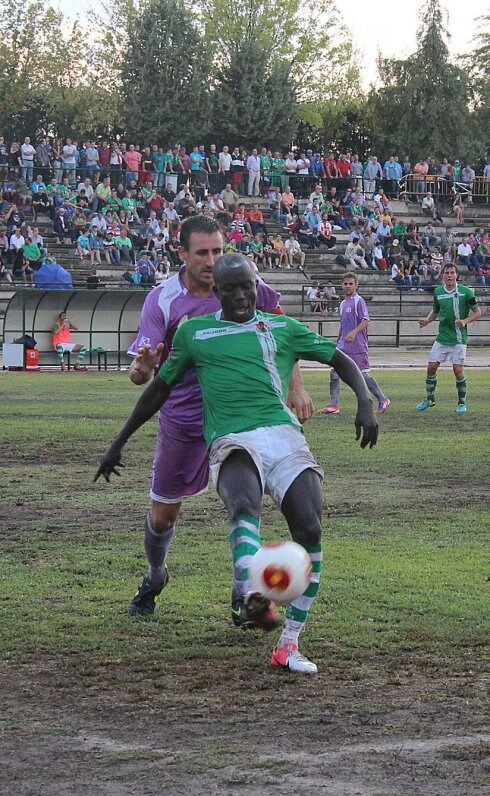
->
[0,369,488,795]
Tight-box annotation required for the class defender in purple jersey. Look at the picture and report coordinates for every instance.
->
[126,216,314,617]
[317,272,390,416]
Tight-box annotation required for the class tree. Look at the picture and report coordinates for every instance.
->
[212,40,296,149]
[120,0,212,144]
[367,0,473,161]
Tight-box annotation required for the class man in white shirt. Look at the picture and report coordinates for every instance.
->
[284,233,306,270]
[218,146,232,190]
[247,148,261,197]
[457,238,478,271]
[20,137,36,184]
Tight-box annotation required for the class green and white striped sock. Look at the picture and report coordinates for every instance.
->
[279,543,323,646]
[229,514,262,598]
[456,377,467,405]
[426,375,437,401]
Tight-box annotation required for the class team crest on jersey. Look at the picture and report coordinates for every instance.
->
[256,321,269,333]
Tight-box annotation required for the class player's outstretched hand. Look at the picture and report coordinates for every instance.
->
[355,404,379,449]
[94,445,125,483]
[131,342,165,381]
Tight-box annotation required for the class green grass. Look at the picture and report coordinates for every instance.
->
[0,369,488,680]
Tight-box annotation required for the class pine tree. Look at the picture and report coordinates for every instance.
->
[368,0,472,161]
[212,40,296,149]
[120,0,212,144]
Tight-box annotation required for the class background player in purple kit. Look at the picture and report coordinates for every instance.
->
[317,272,390,416]
[127,215,314,617]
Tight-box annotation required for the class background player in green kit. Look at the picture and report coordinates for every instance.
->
[96,254,378,675]
[417,264,481,413]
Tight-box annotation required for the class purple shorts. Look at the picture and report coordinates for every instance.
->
[332,350,370,376]
[150,415,209,504]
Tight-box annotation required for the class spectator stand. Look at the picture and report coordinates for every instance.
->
[2,288,146,370]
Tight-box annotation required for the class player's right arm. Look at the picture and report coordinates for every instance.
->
[96,323,194,482]
[95,375,173,482]
[129,342,165,385]
[419,310,438,328]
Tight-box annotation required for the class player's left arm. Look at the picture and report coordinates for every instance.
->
[456,300,481,328]
[330,349,378,449]
[345,317,369,343]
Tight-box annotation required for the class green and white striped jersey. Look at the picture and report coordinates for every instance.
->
[433,284,479,346]
[159,310,337,446]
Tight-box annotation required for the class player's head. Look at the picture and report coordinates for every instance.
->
[179,216,224,293]
[213,254,257,323]
[443,263,459,288]
[342,272,358,296]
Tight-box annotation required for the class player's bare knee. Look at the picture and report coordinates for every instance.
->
[150,501,181,532]
[291,521,322,549]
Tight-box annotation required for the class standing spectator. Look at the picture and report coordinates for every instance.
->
[247,148,261,197]
[62,138,77,185]
[413,158,429,197]
[461,164,475,204]
[0,136,9,180]
[363,156,382,199]
[218,145,232,190]
[124,145,142,185]
[20,137,36,184]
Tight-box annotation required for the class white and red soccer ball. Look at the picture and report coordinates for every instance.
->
[248,541,311,604]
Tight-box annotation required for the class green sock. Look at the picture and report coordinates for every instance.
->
[456,377,467,405]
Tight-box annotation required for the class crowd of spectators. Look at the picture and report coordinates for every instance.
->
[1,135,489,290]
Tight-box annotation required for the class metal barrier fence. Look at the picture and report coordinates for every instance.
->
[5,166,490,204]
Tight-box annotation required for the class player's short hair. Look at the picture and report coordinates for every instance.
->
[343,271,358,284]
[213,253,255,285]
[180,215,221,251]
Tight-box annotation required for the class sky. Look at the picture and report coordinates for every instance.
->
[56,0,488,87]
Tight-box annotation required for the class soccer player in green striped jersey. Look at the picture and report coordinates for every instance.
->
[416,264,481,413]
[96,255,378,674]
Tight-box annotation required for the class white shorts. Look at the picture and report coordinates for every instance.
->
[209,424,323,508]
[55,343,77,353]
[429,342,467,365]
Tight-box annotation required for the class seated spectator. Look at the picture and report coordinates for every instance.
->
[421,191,443,223]
[421,223,440,249]
[114,228,134,264]
[457,237,478,271]
[22,236,42,270]
[53,207,75,243]
[373,240,387,270]
[345,237,369,269]
[248,203,264,235]
[135,251,156,284]
[390,260,404,286]
[297,215,317,249]
[220,183,239,211]
[270,234,288,267]
[452,188,464,224]
[7,227,25,268]
[0,260,13,283]
[34,258,73,290]
[263,236,280,269]
[403,230,424,261]
[322,281,340,314]
[318,216,337,250]
[249,234,265,268]
[281,185,297,215]
[284,232,307,274]
[475,262,489,290]
[77,230,92,261]
[306,283,324,313]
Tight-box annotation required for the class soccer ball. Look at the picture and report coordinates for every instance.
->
[248,541,311,605]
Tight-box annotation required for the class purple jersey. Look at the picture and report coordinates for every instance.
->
[337,294,370,369]
[128,268,282,426]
